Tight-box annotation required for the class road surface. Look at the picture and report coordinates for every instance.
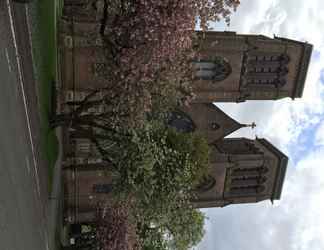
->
[0,1,51,250]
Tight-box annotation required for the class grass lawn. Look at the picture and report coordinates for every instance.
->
[28,0,64,192]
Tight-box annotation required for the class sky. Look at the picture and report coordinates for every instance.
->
[196,1,324,249]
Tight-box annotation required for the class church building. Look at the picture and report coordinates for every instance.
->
[59,1,313,223]
[169,104,288,208]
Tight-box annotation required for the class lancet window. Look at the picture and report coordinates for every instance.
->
[216,139,261,155]
[230,185,265,196]
[245,53,290,88]
[231,176,266,187]
[193,57,231,81]
[231,166,268,177]
[228,166,268,196]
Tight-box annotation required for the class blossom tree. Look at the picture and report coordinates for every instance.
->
[57,1,241,248]
[96,202,140,250]
[99,0,241,123]
[54,0,241,129]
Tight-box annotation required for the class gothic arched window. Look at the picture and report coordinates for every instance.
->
[245,53,290,88]
[194,175,216,193]
[230,176,267,187]
[232,167,268,177]
[194,57,231,81]
[168,111,195,133]
[229,185,265,195]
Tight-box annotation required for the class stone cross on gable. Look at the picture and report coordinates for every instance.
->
[244,122,256,129]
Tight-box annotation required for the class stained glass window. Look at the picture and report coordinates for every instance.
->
[193,57,231,81]
[168,111,195,133]
[194,175,216,193]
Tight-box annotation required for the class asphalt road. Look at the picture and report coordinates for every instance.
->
[0,1,50,250]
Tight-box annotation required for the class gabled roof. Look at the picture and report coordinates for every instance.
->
[207,103,245,139]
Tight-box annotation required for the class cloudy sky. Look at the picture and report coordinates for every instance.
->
[196,1,324,249]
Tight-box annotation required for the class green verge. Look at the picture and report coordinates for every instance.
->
[29,0,63,192]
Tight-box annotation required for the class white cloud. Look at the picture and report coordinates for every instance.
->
[198,1,324,250]
[215,0,324,153]
[212,0,324,153]
[314,120,324,146]
[225,0,324,47]
[198,149,324,250]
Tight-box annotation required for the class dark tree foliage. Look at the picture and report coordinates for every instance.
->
[93,122,209,250]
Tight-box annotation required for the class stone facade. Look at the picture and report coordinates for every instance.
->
[59,11,313,102]
[192,31,313,102]
[59,1,312,223]
[63,165,114,223]
[192,138,288,208]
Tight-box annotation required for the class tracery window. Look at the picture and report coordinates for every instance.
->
[230,185,265,195]
[216,139,260,155]
[194,175,216,193]
[168,111,195,133]
[245,53,290,88]
[232,167,268,177]
[231,176,267,187]
[227,166,268,196]
[193,57,231,81]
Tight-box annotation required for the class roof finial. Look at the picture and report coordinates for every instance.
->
[244,122,256,129]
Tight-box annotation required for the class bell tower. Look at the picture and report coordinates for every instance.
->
[192,138,288,208]
[192,31,313,103]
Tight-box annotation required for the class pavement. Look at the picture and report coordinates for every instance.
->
[0,1,63,250]
[47,127,64,250]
